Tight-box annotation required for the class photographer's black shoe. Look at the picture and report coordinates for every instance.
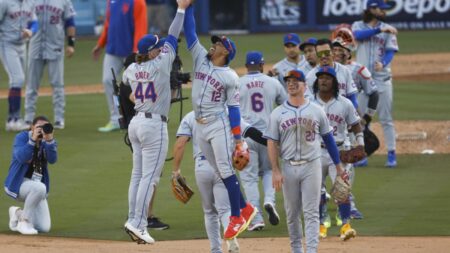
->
[147,216,169,230]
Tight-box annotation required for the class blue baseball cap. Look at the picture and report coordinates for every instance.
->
[283,33,301,46]
[211,35,237,62]
[283,69,305,82]
[246,51,264,65]
[137,34,165,54]
[299,37,318,51]
[366,0,392,10]
[316,66,337,78]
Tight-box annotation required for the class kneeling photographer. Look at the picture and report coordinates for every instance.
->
[4,116,58,235]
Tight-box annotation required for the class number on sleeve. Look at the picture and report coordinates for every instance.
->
[251,92,264,112]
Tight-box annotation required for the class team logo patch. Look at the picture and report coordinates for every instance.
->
[122,3,130,14]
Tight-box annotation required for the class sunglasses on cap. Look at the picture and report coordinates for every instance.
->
[316,50,332,58]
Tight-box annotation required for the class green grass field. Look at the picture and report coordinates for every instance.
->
[0,30,449,241]
[1,30,449,86]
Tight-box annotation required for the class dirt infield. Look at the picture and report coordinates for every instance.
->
[1,234,450,253]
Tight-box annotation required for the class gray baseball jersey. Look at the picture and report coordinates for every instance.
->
[352,21,399,81]
[29,0,75,60]
[264,100,332,161]
[272,57,305,87]
[0,0,37,44]
[190,42,240,120]
[297,60,315,76]
[346,61,377,95]
[122,43,176,117]
[312,95,360,144]
[306,62,358,97]
[239,72,287,131]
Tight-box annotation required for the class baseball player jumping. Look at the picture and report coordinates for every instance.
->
[265,69,346,253]
[183,5,257,240]
[24,0,77,130]
[352,0,399,167]
[238,51,286,231]
[311,66,363,241]
[0,0,38,131]
[121,0,189,244]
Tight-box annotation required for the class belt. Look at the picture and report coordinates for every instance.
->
[195,114,221,124]
[198,155,207,160]
[135,112,167,122]
[321,141,344,148]
[289,160,309,166]
[383,76,392,82]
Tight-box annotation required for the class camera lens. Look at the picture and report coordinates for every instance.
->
[42,123,54,134]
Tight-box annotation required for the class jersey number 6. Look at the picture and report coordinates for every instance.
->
[251,93,264,112]
[135,82,157,103]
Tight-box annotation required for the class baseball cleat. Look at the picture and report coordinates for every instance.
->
[353,157,368,167]
[98,122,120,132]
[335,213,343,226]
[240,203,257,229]
[226,238,240,253]
[319,224,327,239]
[264,202,280,225]
[323,213,331,228]
[8,206,20,232]
[17,219,38,235]
[124,222,155,244]
[224,215,247,240]
[147,216,169,230]
[247,221,265,231]
[340,223,356,241]
[54,121,65,130]
[385,150,397,168]
[350,209,363,219]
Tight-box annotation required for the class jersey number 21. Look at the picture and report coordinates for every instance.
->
[135,82,157,103]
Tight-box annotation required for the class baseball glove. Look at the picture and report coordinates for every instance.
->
[339,145,367,164]
[364,128,380,156]
[171,174,194,204]
[232,141,250,171]
[331,176,351,203]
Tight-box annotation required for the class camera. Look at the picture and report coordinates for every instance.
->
[38,123,54,138]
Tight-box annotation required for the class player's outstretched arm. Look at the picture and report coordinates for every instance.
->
[165,0,190,51]
[183,5,198,49]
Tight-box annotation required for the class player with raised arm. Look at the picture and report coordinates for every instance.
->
[121,0,189,244]
[352,0,399,167]
[183,5,257,240]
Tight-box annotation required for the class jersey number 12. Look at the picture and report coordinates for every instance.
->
[135,82,157,103]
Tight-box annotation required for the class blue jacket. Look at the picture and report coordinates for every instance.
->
[4,131,57,199]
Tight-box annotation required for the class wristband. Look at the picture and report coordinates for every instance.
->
[356,132,364,146]
[177,8,185,14]
[67,36,75,47]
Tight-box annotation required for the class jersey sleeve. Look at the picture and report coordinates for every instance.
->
[158,36,177,73]
[225,73,240,107]
[318,106,333,136]
[263,109,280,141]
[189,41,208,70]
[344,98,361,126]
[122,66,131,86]
[64,0,76,19]
[344,67,358,96]
[176,113,194,137]
[97,1,110,48]
[132,0,148,52]
[240,118,251,135]
[385,32,399,52]
[357,66,377,95]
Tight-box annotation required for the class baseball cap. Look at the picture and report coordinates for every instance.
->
[299,37,318,51]
[283,69,305,82]
[137,34,165,54]
[366,0,392,10]
[246,51,264,65]
[316,66,337,78]
[283,33,301,46]
[211,35,237,62]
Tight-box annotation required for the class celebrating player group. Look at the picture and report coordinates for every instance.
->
[3,0,399,252]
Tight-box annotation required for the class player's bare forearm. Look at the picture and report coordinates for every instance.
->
[267,140,281,173]
[172,136,190,174]
[350,122,363,135]
[66,26,75,37]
